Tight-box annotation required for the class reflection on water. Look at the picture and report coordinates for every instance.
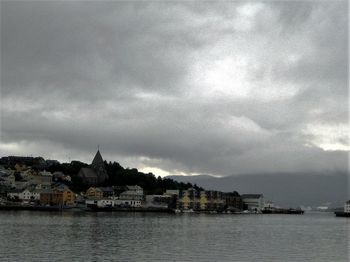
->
[0,211,348,261]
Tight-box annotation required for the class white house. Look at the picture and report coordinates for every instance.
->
[119,185,144,201]
[8,188,41,201]
[86,199,115,208]
[344,200,350,213]
[242,194,264,211]
[19,189,42,201]
[115,199,142,208]
[86,198,142,208]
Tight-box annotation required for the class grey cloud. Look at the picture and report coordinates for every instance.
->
[1,1,348,176]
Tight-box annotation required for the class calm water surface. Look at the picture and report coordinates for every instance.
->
[0,211,348,261]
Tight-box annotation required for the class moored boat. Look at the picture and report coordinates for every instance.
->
[334,211,350,217]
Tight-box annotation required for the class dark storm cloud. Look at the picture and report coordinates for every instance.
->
[1,1,348,176]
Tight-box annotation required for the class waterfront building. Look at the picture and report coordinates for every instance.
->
[86,198,142,208]
[242,194,264,211]
[99,187,114,197]
[55,186,75,205]
[40,189,63,206]
[223,192,243,211]
[86,199,114,208]
[119,185,144,201]
[145,195,171,208]
[199,191,208,210]
[204,190,225,211]
[115,199,142,207]
[177,189,225,211]
[86,187,103,199]
[40,186,75,206]
[179,188,196,210]
[163,190,180,209]
[7,188,41,201]
[344,200,350,213]
[77,150,109,186]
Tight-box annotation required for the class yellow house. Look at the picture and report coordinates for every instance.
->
[61,188,75,205]
[86,187,103,199]
[199,192,208,210]
[40,187,75,206]
[53,187,75,205]
[180,194,190,210]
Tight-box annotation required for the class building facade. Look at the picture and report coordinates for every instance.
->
[242,194,264,211]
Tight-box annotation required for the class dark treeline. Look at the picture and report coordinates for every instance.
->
[47,160,202,194]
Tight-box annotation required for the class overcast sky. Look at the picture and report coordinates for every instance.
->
[0,1,348,177]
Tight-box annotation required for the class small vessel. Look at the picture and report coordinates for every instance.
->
[182,209,194,213]
[334,211,350,217]
[262,208,304,214]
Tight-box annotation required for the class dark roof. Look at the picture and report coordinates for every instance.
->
[98,187,113,192]
[40,189,54,194]
[8,189,24,193]
[241,194,263,199]
[80,168,98,179]
[92,150,104,166]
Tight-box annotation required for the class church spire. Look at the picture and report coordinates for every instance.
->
[92,149,104,166]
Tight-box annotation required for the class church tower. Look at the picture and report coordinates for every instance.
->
[91,150,109,184]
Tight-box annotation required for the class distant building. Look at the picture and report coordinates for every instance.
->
[7,188,41,201]
[40,186,75,206]
[344,200,350,213]
[26,170,53,186]
[86,187,103,199]
[242,194,264,211]
[99,187,114,197]
[40,189,63,206]
[176,188,225,211]
[86,198,142,208]
[145,195,172,208]
[119,185,144,201]
[223,192,243,211]
[77,150,109,186]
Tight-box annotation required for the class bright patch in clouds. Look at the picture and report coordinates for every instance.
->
[139,167,201,178]
[191,55,251,98]
[234,3,265,31]
[304,124,350,151]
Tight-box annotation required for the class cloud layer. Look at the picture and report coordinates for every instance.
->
[1,1,348,176]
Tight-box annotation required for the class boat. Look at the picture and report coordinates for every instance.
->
[181,209,194,213]
[262,208,304,214]
[335,211,350,217]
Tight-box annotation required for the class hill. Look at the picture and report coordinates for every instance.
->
[167,172,349,208]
